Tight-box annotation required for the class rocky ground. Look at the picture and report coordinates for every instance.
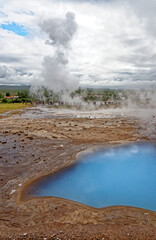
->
[0,106,156,240]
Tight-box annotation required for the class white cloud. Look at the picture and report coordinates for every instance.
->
[0,0,156,88]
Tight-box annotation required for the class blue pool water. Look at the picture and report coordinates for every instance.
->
[30,143,156,211]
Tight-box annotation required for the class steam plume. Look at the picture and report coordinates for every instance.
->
[40,12,79,93]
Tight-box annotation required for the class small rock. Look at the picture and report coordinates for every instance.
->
[12,131,18,134]
[10,189,16,195]
[4,130,9,133]
[51,234,56,238]
[27,136,33,140]
[52,135,57,139]
[34,158,40,162]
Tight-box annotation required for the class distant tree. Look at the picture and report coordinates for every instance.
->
[0,93,4,98]
[2,98,7,103]
[17,91,21,97]
[20,90,28,98]
[6,92,10,96]
[17,90,29,98]
[12,98,22,103]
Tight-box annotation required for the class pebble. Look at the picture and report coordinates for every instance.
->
[27,136,33,140]
[10,189,16,195]
[51,234,56,238]
[12,131,18,134]
[4,130,9,133]
[52,135,57,139]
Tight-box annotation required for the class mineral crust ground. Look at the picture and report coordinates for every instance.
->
[0,107,156,240]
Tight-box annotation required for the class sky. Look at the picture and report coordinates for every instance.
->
[0,0,156,89]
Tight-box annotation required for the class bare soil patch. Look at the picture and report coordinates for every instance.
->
[0,110,155,239]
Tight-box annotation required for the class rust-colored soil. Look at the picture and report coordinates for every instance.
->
[0,111,155,239]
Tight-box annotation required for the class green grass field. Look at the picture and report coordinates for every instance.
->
[0,103,31,114]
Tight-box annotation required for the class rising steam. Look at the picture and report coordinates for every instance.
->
[39,12,79,93]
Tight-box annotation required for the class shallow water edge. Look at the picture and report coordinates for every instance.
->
[19,141,156,212]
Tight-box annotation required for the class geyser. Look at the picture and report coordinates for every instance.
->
[24,143,156,211]
[40,12,79,94]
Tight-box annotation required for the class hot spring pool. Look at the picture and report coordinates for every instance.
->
[27,143,156,211]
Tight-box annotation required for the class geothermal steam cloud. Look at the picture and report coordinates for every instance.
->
[40,12,79,93]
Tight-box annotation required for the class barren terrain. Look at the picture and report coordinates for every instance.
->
[0,106,156,239]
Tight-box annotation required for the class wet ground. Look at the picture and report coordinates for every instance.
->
[0,106,156,239]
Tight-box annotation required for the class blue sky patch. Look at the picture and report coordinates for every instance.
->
[1,22,27,36]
